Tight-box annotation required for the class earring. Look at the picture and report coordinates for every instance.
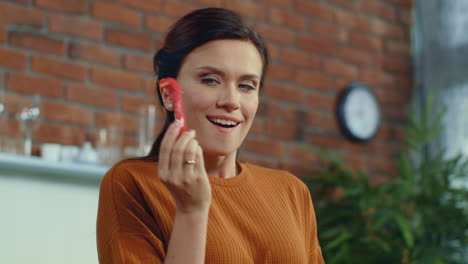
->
[167,103,173,110]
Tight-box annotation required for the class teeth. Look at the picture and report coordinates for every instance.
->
[209,118,238,126]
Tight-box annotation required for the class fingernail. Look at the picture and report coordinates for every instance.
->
[189,129,196,135]
[174,119,181,126]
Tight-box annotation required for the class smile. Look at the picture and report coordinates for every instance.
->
[207,117,240,128]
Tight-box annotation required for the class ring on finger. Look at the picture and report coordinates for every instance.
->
[184,160,196,165]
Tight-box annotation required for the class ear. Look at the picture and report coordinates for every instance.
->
[159,85,173,109]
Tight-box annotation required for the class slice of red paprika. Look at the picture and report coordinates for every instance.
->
[159,78,187,137]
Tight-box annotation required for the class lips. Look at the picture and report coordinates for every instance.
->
[206,116,241,128]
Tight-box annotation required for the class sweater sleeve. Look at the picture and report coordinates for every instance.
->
[300,182,325,264]
[96,164,166,264]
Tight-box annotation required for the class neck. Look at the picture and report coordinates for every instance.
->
[203,152,238,179]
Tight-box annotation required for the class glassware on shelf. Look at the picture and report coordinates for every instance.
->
[96,127,122,165]
[138,104,156,156]
[18,95,41,156]
[0,89,6,152]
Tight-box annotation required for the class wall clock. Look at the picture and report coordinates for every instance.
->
[336,83,381,142]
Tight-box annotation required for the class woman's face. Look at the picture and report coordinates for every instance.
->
[172,39,263,157]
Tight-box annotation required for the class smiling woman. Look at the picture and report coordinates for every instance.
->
[96,7,324,264]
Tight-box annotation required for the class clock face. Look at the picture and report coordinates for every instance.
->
[337,83,381,142]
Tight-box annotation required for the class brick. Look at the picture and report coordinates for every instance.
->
[34,122,85,145]
[69,42,121,67]
[244,138,284,157]
[163,0,197,18]
[106,28,153,52]
[254,24,295,46]
[349,31,383,52]
[0,26,6,42]
[261,0,293,8]
[121,94,152,114]
[356,16,406,40]
[308,111,338,132]
[35,0,88,14]
[268,8,306,31]
[377,55,412,74]
[266,43,280,61]
[9,31,66,56]
[12,0,30,3]
[116,0,162,13]
[345,153,367,171]
[265,120,298,140]
[0,47,27,70]
[91,67,141,91]
[0,2,44,27]
[324,60,359,79]
[297,35,337,56]
[398,9,412,25]
[66,83,118,109]
[267,63,295,82]
[187,0,222,7]
[142,78,157,96]
[42,101,93,126]
[289,145,323,164]
[7,72,63,98]
[385,40,410,57]
[336,46,374,66]
[334,9,360,29]
[390,0,412,7]
[280,48,321,70]
[295,1,335,22]
[310,21,347,42]
[360,1,396,21]
[123,53,153,74]
[145,15,174,34]
[248,119,264,135]
[368,157,396,175]
[264,82,305,104]
[307,93,335,111]
[360,69,394,87]
[2,117,23,138]
[374,86,410,105]
[31,56,88,81]
[49,15,103,41]
[96,111,138,134]
[382,105,407,122]
[92,2,142,27]
[327,0,359,9]
[296,70,334,90]
[225,0,266,20]
[308,134,343,149]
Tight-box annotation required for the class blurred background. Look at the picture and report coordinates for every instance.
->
[0,0,466,263]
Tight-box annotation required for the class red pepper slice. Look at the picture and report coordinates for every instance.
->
[159,78,187,137]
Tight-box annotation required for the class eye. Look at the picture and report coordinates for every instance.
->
[200,76,220,86]
[239,81,257,91]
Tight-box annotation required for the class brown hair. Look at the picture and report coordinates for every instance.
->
[145,7,270,161]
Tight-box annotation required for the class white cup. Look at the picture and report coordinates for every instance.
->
[41,143,61,161]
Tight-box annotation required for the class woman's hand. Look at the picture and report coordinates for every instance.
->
[158,120,211,214]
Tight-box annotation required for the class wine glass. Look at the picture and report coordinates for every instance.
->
[0,89,6,152]
[19,95,41,156]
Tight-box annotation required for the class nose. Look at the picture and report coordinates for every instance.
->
[216,83,240,112]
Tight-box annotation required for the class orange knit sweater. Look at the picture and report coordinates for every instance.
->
[96,160,324,263]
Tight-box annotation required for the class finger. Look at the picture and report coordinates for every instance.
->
[159,120,182,176]
[194,144,206,176]
[171,129,197,174]
[183,138,199,175]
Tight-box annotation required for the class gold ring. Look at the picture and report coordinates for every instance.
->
[184,160,196,165]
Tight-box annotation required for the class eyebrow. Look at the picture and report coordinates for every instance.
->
[195,66,260,80]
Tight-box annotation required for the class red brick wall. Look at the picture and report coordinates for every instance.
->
[0,0,412,176]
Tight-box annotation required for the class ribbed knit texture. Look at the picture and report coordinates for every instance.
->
[96,160,324,263]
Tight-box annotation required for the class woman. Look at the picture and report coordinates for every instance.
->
[96,7,324,264]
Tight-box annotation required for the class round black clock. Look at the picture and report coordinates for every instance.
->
[336,83,381,142]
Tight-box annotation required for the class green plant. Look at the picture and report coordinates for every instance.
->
[304,99,468,264]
